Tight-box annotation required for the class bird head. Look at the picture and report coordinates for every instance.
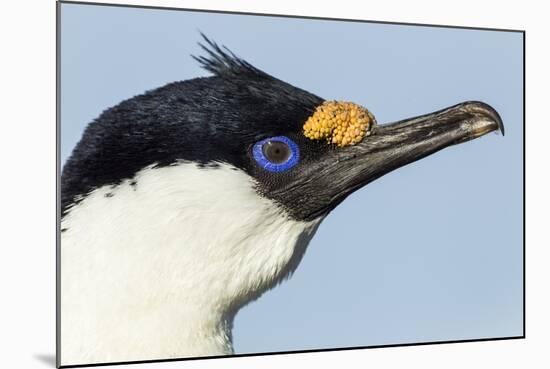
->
[62,35,503,223]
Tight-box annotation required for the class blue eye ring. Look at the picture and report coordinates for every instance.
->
[252,136,300,173]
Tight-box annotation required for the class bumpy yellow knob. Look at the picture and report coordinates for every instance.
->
[303,101,375,147]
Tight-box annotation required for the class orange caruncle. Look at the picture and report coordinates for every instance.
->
[303,101,375,147]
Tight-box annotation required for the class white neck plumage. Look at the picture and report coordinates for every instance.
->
[60,162,322,366]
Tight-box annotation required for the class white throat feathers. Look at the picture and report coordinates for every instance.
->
[60,162,323,365]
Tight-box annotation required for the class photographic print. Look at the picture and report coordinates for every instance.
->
[58,2,524,367]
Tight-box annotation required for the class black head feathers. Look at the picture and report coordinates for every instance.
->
[61,35,325,217]
[192,33,272,81]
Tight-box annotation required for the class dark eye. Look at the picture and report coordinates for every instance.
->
[262,141,291,164]
[252,136,300,172]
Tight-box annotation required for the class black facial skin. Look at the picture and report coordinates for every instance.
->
[61,36,503,222]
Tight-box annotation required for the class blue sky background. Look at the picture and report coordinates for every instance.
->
[60,3,523,354]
